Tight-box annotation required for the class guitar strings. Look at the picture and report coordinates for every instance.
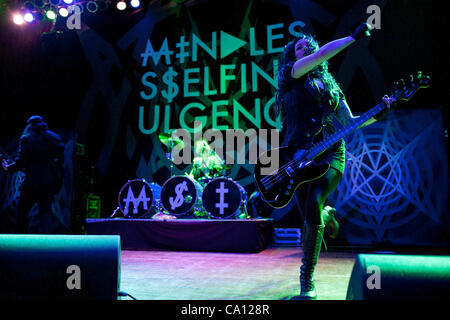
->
[260,85,419,187]
[259,89,408,187]
[260,107,377,185]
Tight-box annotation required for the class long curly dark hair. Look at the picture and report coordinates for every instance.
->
[275,33,343,118]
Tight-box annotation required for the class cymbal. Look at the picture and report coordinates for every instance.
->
[158,132,184,148]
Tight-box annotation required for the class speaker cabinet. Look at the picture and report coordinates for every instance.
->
[346,254,450,300]
[0,234,121,300]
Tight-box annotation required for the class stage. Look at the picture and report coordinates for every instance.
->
[85,218,354,299]
[85,217,353,299]
[117,246,357,300]
[86,218,274,252]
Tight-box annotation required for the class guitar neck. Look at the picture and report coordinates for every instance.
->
[304,101,387,161]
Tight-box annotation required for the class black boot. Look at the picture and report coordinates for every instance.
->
[299,223,325,299]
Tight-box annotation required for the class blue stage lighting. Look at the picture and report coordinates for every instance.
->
[86,1,99,13]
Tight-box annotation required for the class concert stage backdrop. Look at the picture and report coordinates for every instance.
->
[0,0,448,246]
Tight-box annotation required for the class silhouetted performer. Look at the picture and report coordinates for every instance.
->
[275,23,392,299]
[2,115,64,233]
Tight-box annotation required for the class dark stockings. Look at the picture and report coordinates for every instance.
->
[294,167,342,226]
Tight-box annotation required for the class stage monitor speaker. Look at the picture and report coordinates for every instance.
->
[0,234,121,300]
[346,254,450,300]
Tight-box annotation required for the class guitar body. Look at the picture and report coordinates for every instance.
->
[254,72,430,209]
[254,147,330,208]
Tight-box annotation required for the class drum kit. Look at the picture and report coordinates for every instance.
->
[114,132,248,219]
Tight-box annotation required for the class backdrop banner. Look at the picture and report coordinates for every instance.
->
[0,0,447,246]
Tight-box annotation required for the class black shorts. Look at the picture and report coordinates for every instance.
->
[314,140,346,175]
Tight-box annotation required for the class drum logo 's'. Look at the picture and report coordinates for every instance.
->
[215,182,229,215]
[123,185,151,215]
[169,181,188,210]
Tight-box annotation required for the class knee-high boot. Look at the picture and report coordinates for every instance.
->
[299,223,325,299]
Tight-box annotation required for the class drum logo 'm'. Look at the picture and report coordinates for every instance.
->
[123,185,151,216]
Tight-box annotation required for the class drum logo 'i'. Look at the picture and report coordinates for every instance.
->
[215,182,229,215]
[123,185,151,215]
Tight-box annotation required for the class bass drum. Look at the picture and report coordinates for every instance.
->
[160,175,203,217]
[118,179,161,218]
[202,178,248,219]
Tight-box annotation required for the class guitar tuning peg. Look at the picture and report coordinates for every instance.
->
[391,81,400,93]
[417,71,423,79]
[409,74,415,84]
[399,78,406,89]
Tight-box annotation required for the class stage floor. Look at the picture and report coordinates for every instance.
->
[119,246,357,300]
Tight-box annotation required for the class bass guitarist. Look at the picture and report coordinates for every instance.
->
[273,23,393,299]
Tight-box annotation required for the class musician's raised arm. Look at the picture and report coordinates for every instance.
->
[291,23,371,79]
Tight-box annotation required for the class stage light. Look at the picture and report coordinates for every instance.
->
[49,0,60,5]
[24,13,34,22]
[13,14,24,25]
[130,0,140,8]
[86,1,98,13]
[63,0,73,4]
[116,1,126,10]
[46,10,57,20]
[59,7,69,17]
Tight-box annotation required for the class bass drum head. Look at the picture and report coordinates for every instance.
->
[202,178,246,219]
[160,176,200,216]
[118,179,154,218]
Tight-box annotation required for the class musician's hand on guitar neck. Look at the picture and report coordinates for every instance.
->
[382,95,394,108]
[2,159,8,171]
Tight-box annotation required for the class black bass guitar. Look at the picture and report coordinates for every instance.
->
[254,72,430,208]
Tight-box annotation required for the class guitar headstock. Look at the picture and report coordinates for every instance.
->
[390,71,431,102]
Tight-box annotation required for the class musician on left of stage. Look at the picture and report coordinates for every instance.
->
[2,115,64,234]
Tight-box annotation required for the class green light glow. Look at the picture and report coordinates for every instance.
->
[46,10,56,20]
